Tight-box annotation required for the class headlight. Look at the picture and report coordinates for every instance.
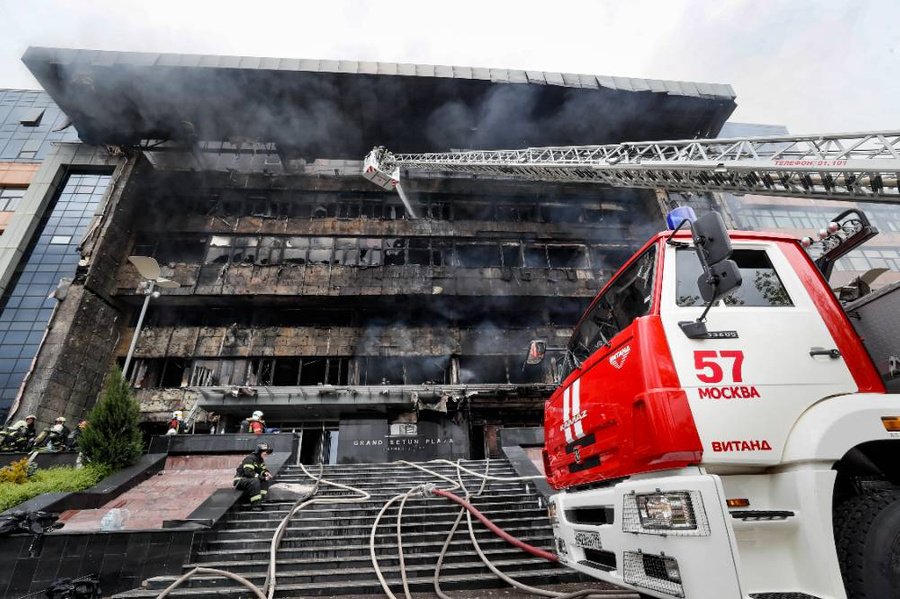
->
[636,492,696,530]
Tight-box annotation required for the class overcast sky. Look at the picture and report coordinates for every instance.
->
[0,0,897,136]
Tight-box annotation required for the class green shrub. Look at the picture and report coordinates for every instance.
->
[0,464,110,512]
[78,367,144,469]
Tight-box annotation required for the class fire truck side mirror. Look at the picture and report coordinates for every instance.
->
[697,260,742,302]
[692,212,742,301]
[692,211,733,265]
[526,340,547,365]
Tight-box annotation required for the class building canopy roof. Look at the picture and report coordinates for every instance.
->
[23,47,737,159]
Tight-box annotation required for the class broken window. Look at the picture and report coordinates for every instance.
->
[248,196,274,217]
[359,238,382,267]
[404,356,450,384]
[508,357,546,384]
[326,358,349,385]
[283,237,309,265]
[547,244,589,268]
[311,197,336,218]
[384,201,406,220]
[524,244,548,268]
[384,238,406,266]
[160,358,191,388]
[190,360,218,386]
[299,358,327,385]
[337,199,361,219]
[361,357,405,385]
[426,201,449,220]
[334,238,359,265]
[273,358,301,385]
[248,358,275,386]
[18,107,44,126]
[458,356,508,384]
[407,238,430,266]
[454,202,495,221]
[289,202,312,219]
[361,199,384,219]
[501,243,521,267]
[256,237,283,266]
[456,243,502,267]
[156,234,209,264]
[432,240,451,266]
[540,204,584,223]
[132,231,157,257]
[307,237,333,265]
[231,237,259,264]
[206,235,233,264]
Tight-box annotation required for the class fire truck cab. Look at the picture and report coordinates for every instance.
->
[537,211,900,599]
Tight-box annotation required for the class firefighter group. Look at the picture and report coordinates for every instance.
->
[166,409,267,435]
[0,415,86,452]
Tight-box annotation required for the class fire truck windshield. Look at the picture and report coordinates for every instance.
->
[564,245,657,377]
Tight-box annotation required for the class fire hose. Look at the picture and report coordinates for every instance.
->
[158,457,635,599]
[371,459,637,599]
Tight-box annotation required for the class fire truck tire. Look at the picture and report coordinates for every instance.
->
[833,490,900,599]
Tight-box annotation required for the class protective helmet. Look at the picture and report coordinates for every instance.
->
[173,410,184,420]
[252,410,264,419]
[25,414,36,422]
[56,417,66,424]
[254,442,273,456]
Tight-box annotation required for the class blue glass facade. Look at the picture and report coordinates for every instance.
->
[0,89,79,162]
[0,173,112,416]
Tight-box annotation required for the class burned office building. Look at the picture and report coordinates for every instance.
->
[8,47,736,462]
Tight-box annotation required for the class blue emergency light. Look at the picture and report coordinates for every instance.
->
[666,206,697,231]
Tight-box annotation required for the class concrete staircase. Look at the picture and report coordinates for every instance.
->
[114,459,586,597]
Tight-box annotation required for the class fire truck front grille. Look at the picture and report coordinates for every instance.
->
[579,548,617,572]
[623,551,684,597]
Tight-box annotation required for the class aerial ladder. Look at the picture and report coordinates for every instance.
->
[363,130,900,203]
[362,130,900,599]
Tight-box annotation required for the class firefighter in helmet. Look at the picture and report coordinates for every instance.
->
[233,442,274,511]
[166,411,188,435]
[0,414,37,450]
[35,417,71,451]
[240,410,267,434]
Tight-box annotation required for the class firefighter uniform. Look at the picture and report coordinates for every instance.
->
[233,443,273,510]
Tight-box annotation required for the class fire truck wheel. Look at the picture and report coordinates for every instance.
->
[834,489,900,599]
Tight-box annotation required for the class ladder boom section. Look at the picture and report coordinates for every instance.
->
[363,131,900,202]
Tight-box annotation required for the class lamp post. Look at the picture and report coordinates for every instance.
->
[123,256,180,378]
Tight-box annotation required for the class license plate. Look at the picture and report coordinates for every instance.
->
[573,530,602,550]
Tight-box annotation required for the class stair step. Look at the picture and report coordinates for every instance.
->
[225,506,546,528]
[117,566,582,597]
[225,498,542,520]
[145,557,561,589]
[205,524,554,549]
[186,546,551,571]
[197,533,555,561]
[218,514,548,534]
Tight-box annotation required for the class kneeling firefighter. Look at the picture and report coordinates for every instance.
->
[233,442,273,511]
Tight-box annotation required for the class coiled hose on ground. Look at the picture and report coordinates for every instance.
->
[372,459,638,599]
[157,457,636,599]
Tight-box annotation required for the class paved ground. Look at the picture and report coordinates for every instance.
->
[57,455,238,531]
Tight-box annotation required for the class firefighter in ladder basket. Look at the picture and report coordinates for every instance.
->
[233,442,274,511]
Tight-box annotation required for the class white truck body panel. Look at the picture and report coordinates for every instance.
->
[658,240,857,465]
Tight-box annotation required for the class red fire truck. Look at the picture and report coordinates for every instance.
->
[364,131,900,598]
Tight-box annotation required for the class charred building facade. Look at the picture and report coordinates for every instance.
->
[8,47,738,462]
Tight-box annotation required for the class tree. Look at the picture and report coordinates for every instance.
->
[78,367,143,470]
